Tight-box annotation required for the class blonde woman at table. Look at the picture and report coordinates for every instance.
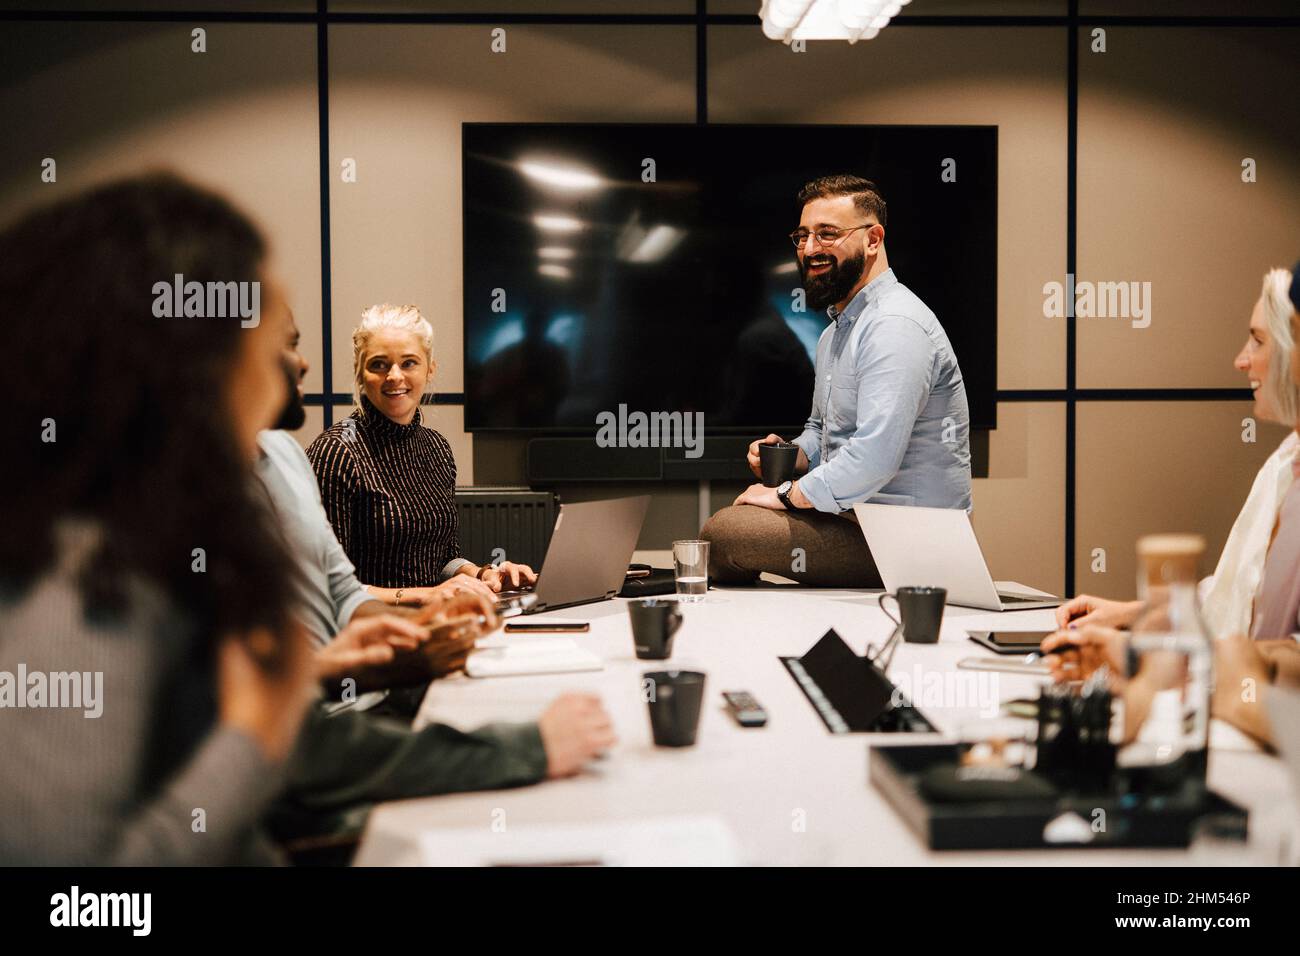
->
[1057,268,1298,639]
[308,304,537,601]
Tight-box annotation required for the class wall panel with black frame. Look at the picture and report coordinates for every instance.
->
[1,1,1296,596]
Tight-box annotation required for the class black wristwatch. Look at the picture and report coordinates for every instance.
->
[776,480,795,510]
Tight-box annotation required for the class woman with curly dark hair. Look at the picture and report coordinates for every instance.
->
[0,172,316,864]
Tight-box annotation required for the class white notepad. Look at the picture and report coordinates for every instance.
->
[419,815,740,866]
[465,639,603,678]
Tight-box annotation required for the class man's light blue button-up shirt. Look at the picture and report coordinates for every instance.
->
[791,269,973,514]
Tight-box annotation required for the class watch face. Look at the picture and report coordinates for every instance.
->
[778,481,792,496]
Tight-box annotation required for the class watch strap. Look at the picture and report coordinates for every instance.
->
[776,482,795,510]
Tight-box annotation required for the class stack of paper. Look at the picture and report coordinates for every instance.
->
[419,815,741,866]
[465,639,603,678]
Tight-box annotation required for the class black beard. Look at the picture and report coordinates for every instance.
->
[274,394,307,431]
[274,360,307,431]
[800,248,866,312]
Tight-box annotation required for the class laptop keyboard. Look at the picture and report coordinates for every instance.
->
[997,592,1048,604]
[494,587,536,609]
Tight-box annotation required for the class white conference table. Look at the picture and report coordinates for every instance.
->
[355,585,1297,866]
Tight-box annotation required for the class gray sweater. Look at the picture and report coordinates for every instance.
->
[0,524,284,865]
[0,523,551,865]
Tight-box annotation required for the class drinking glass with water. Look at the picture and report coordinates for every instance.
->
[672,539,710,603]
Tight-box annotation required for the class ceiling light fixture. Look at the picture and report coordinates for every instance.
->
[760,0,910,45]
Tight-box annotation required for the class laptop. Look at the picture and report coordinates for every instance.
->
[852,502,1061,611]
[493,495,650,615]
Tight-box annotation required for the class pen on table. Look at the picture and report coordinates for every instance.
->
[1038,643,1079,655]
[1024,643,1083,666]
[426,613,491,634]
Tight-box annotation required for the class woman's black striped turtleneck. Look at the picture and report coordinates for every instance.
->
[306,395,466,589]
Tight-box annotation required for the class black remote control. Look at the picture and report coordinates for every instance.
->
[722,691,768,727]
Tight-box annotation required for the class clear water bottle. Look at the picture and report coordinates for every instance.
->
[1119,534,1214,794]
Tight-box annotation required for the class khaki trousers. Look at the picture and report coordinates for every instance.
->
[700,504,882,588]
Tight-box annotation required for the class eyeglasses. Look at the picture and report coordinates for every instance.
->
[788,223,876,249]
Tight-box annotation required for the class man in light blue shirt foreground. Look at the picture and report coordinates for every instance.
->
[702,174,972,587]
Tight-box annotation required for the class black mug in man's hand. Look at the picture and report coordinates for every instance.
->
[758,442,800,488]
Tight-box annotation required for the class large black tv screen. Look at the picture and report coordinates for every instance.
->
[463,123,996,433]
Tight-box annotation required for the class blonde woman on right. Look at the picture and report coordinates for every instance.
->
[1057,267,1299,639]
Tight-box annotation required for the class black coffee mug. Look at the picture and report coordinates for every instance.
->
[758,442,800,488]
[629,599,683,660]
[644,670,706,747]
[880,586,947,644]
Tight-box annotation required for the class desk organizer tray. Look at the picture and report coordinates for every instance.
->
[869,743,1248,851]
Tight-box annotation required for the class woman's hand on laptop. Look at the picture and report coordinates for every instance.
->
[426,575,496,606]
[477,560,537,592]
[422,582,498,625]
[1054,594,1144,630]
[420,591,499,635]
